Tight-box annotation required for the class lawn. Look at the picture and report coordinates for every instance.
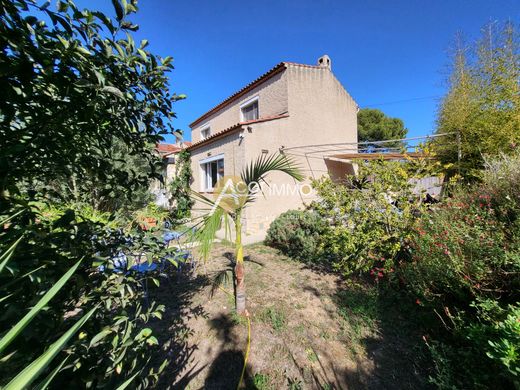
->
[149,243,432,389]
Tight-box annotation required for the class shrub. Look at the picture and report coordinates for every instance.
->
[401,155,520,306]
[169,149,194,221]
[399,153,520,388]
[311,159,425,275]
[265,210,325,262]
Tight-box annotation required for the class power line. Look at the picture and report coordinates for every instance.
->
[362,95,442,107]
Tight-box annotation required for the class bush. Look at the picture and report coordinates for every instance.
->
[311,160,425,275]
[265,210,325,262]
[399,153,520,388]
[401,155,520,306]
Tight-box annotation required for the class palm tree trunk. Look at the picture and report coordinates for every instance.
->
[234,213,246,314]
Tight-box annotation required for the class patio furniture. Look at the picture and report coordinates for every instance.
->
[162,227,198,280]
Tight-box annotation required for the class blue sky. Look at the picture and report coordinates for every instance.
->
[89,0,519,143]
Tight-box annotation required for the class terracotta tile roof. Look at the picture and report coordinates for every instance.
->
[187,114,289,151]
[155,143,180,155]
[189,61,326,128]
[155,141,192,157]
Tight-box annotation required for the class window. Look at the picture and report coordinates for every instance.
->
[201,127,210,139]
[241,100,259,121]
[202,158,224,191]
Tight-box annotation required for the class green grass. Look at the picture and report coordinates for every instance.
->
[306,347,318,363]
[258,306,287,331]
[252,373,272,390]
[230,310,248,326]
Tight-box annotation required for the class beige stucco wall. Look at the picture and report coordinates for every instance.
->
[189,130,245,194]
[237,66,358,234]
[239,117,312,233]
[286,65,358,178]
[191,71,288,143]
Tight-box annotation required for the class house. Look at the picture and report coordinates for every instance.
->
[152,141,191,208]
[186,55,359,235]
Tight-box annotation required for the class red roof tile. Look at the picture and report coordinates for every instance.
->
[155,143,180,154]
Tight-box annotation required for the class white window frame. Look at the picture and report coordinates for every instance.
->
[200,123,211,140]
[200,154,224,192]
[240,96,259,122]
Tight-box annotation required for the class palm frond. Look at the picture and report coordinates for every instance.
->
[194,207,227,262]
[190,189,219,209]
[191,153,303,263]
[241,153,303,205]
[241,153,303,186]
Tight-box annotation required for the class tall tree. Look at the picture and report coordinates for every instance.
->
[0,0,182,387]
[357,108,408,151]
[436,22,520,179]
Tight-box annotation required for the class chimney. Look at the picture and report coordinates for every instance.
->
[317,54,331,70]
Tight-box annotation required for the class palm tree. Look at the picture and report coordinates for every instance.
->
[193,153,303,314]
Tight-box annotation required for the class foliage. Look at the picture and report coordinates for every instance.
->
[0,0,182,387]
[253,373,273,390]
[54,138,156,213]
[0,0,184,199]
[265,210,326,262]
[485,304,520,380]
[1,204,174,388]
[357,108,408,150]
[401,154,520,306]
[435,22,520,179]
[169,149,194,221]
[399,153,520,388]
[129,202,170,230]
[258,306,287,332]
[311,159,425,276]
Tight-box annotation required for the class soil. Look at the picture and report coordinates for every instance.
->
[150,243,431,390]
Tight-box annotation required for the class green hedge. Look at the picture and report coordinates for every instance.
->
[265,210,326,262]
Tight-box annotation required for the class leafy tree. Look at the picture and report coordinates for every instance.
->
[0,0,182,387]
[436,22,520,179]
[357,108,408,151]
[49,137,156,213]
[0,0,183,198]
[169,149,194,220]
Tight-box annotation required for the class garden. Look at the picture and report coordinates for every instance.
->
[1,1,519,389]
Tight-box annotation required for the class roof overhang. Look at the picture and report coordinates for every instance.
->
[187,114,289,151]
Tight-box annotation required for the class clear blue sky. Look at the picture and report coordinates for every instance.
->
[89,0,519,143]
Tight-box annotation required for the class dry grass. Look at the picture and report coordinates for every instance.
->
[150,243,431,389]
